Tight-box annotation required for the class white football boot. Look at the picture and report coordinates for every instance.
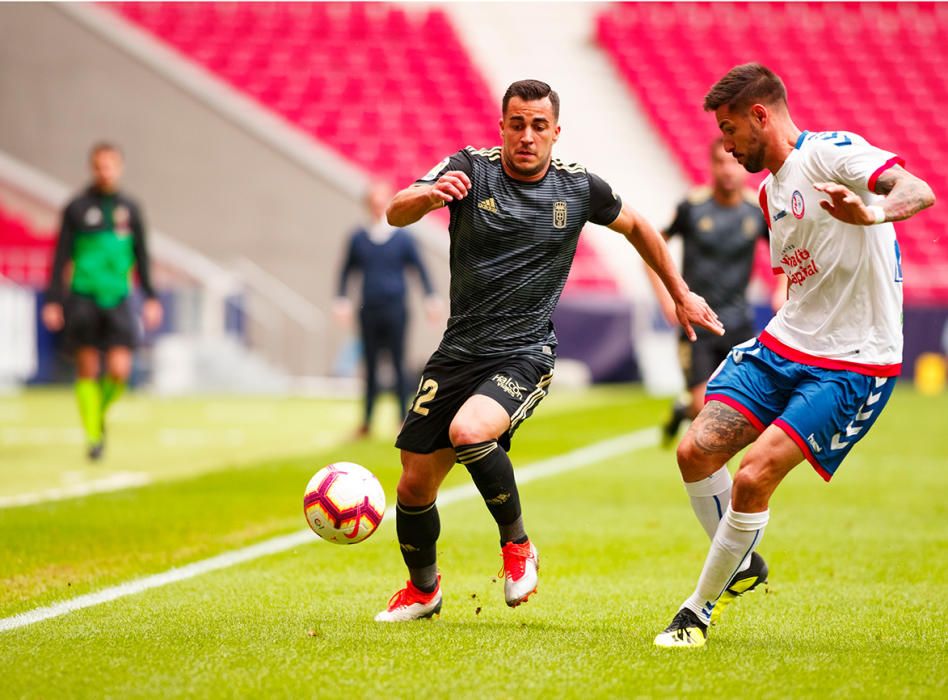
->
[501,541,539,607]
[374,575,442,622]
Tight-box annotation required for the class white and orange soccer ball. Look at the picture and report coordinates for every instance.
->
[303,462,386,544]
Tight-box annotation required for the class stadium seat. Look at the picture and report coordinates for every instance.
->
[112,1,499,191]
[110,1,616,296]
[0,204,54,287]
[597,1,948,303]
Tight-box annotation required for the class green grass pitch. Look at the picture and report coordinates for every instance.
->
[1,386,945,698]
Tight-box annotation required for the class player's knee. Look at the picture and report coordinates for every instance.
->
[731,461,772,510]
[105,351,133,380]
[396,470,435,506]
[447,419,493,448]
[107,367,132,383]
[732,465,761,493]
[75,348,100,378]
[676,434,709,476]
[675,436,694,469]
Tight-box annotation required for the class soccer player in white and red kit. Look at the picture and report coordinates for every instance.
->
[655,63,935,647]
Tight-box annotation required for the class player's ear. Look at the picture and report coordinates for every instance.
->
[498,116,504,137]
[750,104,767,127]
[552,124,561,143]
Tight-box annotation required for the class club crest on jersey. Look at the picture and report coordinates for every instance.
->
[791,190,805,219]
[742,216,758,238]
[84,207,102,227]
[114,205,130,226]
[553,201,568,229]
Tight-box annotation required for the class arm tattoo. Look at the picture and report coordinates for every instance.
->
[874,166,936,221]
[691,401,760,457]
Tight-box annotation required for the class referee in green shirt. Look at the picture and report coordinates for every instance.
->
[42,143,163,460]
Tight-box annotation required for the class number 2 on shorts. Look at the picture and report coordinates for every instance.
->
[411,378,439,416]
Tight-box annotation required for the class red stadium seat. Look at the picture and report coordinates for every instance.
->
[112,2,498,190]
[110,1,617,296]
[0,204,54,286]
[597,1,948,304]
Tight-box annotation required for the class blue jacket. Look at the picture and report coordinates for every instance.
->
[338,227,434,308]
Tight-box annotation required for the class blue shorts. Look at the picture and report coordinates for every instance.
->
[706,337,897,481]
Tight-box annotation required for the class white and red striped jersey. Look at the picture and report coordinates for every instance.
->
[758,130,904,377]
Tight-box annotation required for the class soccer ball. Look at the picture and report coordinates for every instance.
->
[303,462,386,544]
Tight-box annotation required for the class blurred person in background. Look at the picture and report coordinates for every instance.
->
[374,79,723,623]
[649,138,786,446]
[42,143,162,461]
[334,181,441,438]
[655,63,935,648]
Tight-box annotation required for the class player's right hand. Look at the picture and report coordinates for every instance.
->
[676,291,724,341]
[142,298,164,331]
[429,171,471,205]
[41,302,64,332]
[331,297,354,327]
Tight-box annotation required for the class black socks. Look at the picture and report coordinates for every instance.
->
[455,440,527,545]
[395,500,440,592]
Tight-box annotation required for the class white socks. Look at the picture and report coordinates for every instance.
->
[682,506,769,625]
[684,466,752,574]
[684,466,732,539]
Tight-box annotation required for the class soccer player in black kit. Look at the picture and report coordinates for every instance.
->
[375,80,724,622]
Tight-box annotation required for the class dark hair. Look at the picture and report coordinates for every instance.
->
[89,142,123,160]
[502,79,560,119]
[703,63,787,112]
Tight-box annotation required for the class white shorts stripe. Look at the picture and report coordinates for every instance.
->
[510,370,554,431]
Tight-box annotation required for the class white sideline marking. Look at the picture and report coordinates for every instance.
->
[1,426,84,446]
[0,427,659,633]
[0,472,152,509]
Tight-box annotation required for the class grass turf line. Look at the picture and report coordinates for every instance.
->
[0,427,658,632]
[1,388,946,697]
[0,387,653,616]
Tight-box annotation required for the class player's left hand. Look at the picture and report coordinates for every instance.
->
[676,291,724,341]
[142,298,163,331]
[813,182,875,225]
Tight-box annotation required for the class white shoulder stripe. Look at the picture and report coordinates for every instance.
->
[551,158,586,174]
[466,145,502,161]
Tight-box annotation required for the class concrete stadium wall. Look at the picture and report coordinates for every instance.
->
[0,3,449,376]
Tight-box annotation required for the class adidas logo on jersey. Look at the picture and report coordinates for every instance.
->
[478,197,498,213]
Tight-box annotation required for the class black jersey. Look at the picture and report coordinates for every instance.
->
[666,188,768,334]
[417,146,622,360]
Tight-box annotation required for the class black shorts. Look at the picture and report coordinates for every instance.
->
[64,294,138,351]
[395,350,555,454]
[678,323,754,389]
